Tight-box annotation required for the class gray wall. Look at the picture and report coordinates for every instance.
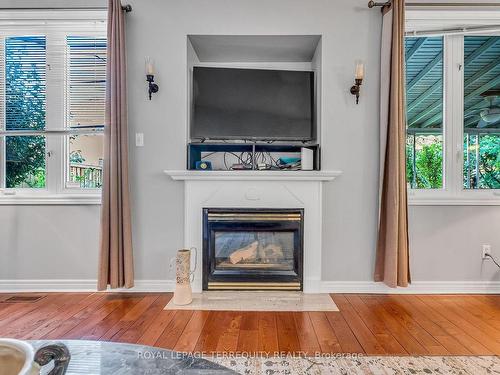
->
[0,206,99,279]
[0,0,499,286]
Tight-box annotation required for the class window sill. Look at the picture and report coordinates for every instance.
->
[409,197,500,206]
[0,194,101,205]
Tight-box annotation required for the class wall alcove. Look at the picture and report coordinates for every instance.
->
[186,34,323,145]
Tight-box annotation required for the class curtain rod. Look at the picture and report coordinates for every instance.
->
[0,5,132,12]
[406,25,500,37]
[368,1,500,8]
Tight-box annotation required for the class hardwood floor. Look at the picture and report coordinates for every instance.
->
[0,293,499,355]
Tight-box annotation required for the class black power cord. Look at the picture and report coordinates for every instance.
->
[485,253,500,269]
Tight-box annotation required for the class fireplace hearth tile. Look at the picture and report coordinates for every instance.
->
[164,291,338,312]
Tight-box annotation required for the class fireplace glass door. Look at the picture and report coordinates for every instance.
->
[215,231,295,271]
[203,208,303,290]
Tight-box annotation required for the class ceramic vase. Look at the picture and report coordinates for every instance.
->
[173,249,193,305]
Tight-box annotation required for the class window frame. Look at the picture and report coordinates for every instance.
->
[61,30,106,196]
[406,9,500,205]
[0,10,106,205]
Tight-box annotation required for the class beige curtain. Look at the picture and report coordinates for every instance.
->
[98,0,134,290]
[374,0,410,288]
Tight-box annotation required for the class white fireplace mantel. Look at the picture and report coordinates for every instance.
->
[165,169,342,293]
[164,170,342,181]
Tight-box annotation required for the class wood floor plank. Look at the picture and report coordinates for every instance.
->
[360,296,428,355]
[293,312,321,355]
[475,295,500,309]
[435,295,500,341]
[375,295,449,355]
[324,311,364,354]
[309,312,342,353]
[386,295,471,355]
[467,296,500,331]
[405,295,493,355]
[61,296,132,339]
[78,296,143,340]
[466,296,500,322]
[345,295,406,354]
[174,310,210,352]
[21,294,103,340]
[155,310,194,349]
[258,312,279,354]
[0,294,57,323]
[135,309,177,347]
[330,295,385,355]
[276,312,301,354]
[193,311,219,353]
[237,312,260,353]
[215,311,242,353]
[42,294,112,340]
[0,294,62,331]
[418,295,500,354]
[195,311,242,354]
[0,294,79,338]
[101,294,166,343]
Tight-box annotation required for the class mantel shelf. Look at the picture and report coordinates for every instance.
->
[164,170,342,182]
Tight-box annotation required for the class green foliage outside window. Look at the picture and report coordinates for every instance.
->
[4,36,46,188]
[406,135,443,189]
[463,134,500,189]
[6,136,46,188]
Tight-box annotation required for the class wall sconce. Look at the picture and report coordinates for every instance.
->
[350,61,364,104]
[145,57,159,100]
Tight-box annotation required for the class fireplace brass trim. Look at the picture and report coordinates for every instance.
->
[203,208,304,291]
[208,213,302,221]
[208,281,301,290]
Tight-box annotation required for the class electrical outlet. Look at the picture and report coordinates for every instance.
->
[135,133,144,147]
[482,244,491,259]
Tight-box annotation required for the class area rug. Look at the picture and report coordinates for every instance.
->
[207,355,499,375]
[164,291,338,311]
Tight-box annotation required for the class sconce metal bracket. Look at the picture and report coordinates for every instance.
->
[146,74,159,100]
[350,78,363,105]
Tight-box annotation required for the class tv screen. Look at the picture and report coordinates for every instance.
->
[191,67,314,141]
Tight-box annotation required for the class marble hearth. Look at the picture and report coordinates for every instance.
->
[165,170,341,293]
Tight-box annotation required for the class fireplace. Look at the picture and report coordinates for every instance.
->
[202,208,304,290]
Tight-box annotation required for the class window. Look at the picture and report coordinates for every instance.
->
[405,11,500,204]
[3,36,47,189]
[463,36,500,190]
[65,36,106,189]
[0,11,106,202]
[405,37,444,189]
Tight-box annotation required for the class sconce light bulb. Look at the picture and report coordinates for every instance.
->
[355,62,365,80]
[145,57,155,75]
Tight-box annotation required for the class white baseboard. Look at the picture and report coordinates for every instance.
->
[319,280,500,294]
[1,279,499,294]
[0,279,176,293]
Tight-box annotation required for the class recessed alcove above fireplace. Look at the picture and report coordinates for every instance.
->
[186,34,323,152]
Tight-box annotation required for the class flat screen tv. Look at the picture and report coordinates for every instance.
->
[191,66,314,141]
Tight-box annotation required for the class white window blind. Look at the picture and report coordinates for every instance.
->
[0,35,46,131]
[66,36,107,128]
